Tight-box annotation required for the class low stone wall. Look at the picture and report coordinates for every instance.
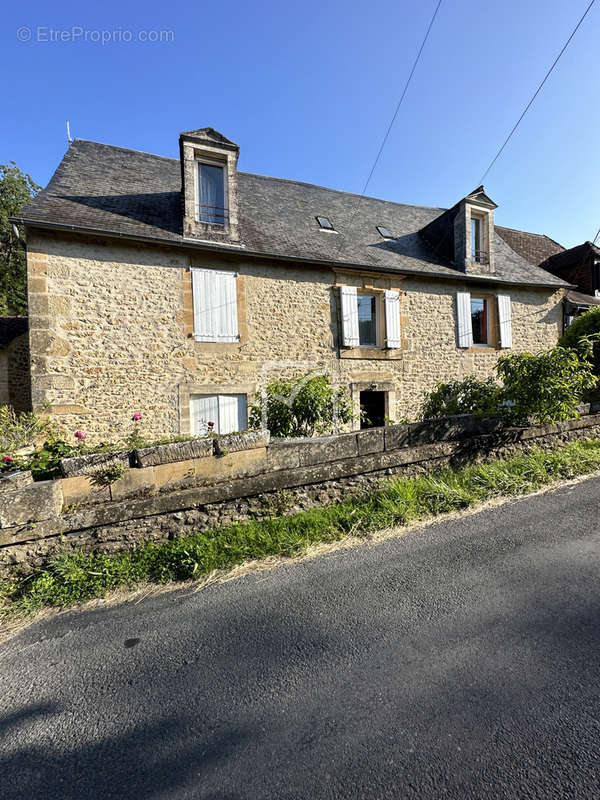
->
[2,414,600,578]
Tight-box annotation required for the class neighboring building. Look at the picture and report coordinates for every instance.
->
[537,241,600,326]
[12,128,569,442]
[0,317,30,411]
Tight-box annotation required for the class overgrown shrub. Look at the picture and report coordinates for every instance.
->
[497,345,597,425]
[249,374,352,438]
[421,343,597,426]
[0,405,59,454]
[421,375,503,420]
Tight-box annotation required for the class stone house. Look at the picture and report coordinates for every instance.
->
[12,127,569,443]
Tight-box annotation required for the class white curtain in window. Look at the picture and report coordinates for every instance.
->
[497,294,512,348]
[192,268,238,342]
[340,286,360,346]
[198,164,225,223]
[456,291,473,348]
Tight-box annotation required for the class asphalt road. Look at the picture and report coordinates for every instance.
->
[2,476,600,800]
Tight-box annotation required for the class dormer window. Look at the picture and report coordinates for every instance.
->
[180,127,240,242]
[197,161,227,225]
[471,215,484,263]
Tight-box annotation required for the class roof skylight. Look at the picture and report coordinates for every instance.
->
[316,216,335,231]
[377,225,394,239]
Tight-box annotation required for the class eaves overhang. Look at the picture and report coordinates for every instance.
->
[11,216,573,292]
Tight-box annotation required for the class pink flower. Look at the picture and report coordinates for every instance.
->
[2,456,14,463]
[132,413,142,422]
[74,431,86,440]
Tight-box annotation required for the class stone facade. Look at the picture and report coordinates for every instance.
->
[26,230,564,442]
[0,333,31,412]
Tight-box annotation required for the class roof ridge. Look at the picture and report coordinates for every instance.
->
[72,138,180,164]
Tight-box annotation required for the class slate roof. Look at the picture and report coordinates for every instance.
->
[14,139,568,289]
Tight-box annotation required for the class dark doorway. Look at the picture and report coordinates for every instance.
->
[360,390,386,429]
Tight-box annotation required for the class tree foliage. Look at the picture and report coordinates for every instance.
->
[497,345,597,425]
[421,375,503,420]
[559,307,600,377]
[249,374,352,438]
[0,162,40,315]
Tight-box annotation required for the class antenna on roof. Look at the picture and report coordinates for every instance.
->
[66,120,73,144]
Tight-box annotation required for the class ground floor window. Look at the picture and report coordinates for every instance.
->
[190,394,247,436]
[359,390,386,428]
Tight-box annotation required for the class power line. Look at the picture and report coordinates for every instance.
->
[335,0,443,259]
[479,0,596,184]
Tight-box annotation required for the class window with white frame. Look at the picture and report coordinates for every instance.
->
[340,286,401,349]
[191,267,239,342]
[197,161,227,225]
[190,394,247,436]
[456,291,512,349]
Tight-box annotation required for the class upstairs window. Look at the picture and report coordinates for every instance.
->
[340,286,401,349]
[456,292,512,349]
[316,216,336,231]
[470,296,489,345]
[357,294,378,346]
[197,162,227,225]
[191,267,239,342]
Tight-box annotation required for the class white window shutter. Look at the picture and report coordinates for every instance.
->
[191,395,218,435]
[218,395,247,435]
[340,286,359,346]
[384,289,401,348]
[497,294,512,348]
[192,268,239,342]
[217,271,239,342]
[456,291,473,348]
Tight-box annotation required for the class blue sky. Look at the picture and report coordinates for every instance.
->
[2,0,599,247]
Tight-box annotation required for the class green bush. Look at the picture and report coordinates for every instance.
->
[497,345,597,425]
[421,344,597,426]
[249,374,352,438]
[421,375,503,420]
[560,307,600,378]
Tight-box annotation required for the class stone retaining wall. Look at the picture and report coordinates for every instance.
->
[2,414,600,578]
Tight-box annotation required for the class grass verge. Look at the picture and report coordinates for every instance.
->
[2,438,600,618]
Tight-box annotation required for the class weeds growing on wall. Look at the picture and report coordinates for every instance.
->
[3,438,600,617]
